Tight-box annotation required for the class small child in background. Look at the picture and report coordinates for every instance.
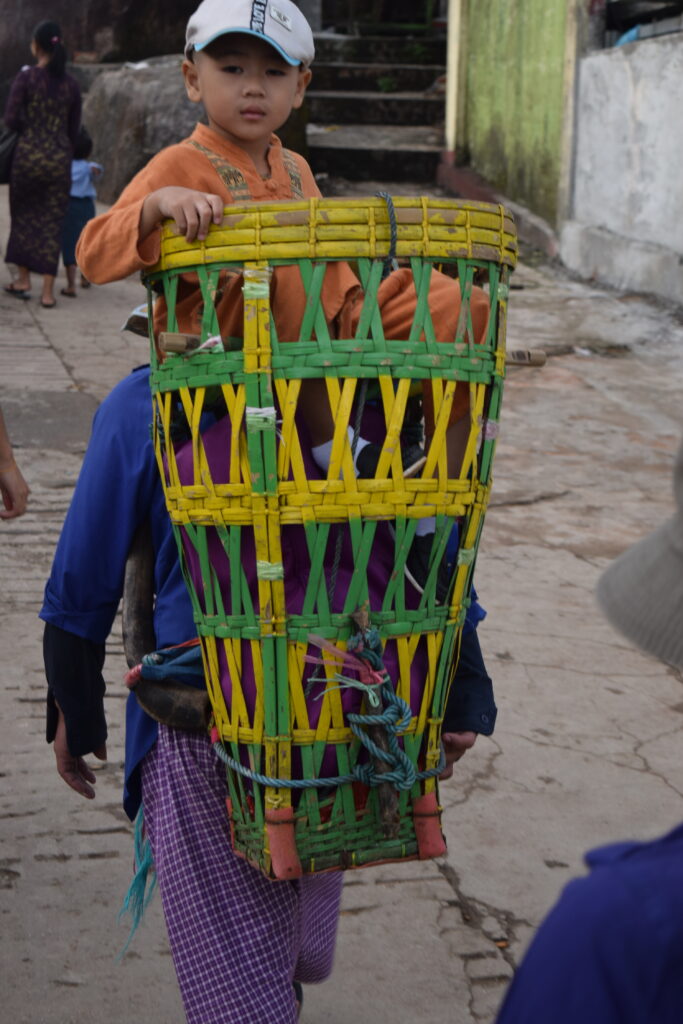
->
[61,127,102,296]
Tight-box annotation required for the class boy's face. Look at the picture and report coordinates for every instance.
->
[182,34,311,165]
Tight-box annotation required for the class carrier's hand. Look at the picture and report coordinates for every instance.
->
[0,457,30,519]
[141,186,224,242]
[53,707,107,800]
[439,731,477,780]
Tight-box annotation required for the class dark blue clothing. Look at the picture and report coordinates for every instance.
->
[61,194,95,266]
[496,823,683,1024]
[41,367,196,818]
[41,366,496,820]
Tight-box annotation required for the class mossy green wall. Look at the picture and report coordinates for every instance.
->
[461,0,570,225]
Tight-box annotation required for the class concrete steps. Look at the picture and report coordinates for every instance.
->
[313,34,446,65]
[307,124,443,182]
[311,62,444,92]
[307,90,444,126]
[307,32,446,184]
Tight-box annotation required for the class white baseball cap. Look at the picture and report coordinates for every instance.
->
[185,0,315,67]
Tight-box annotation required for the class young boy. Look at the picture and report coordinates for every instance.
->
[76,0,489,596]
[77,0,357,468]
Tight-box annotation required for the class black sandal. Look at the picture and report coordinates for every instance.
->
[4,284,30,300]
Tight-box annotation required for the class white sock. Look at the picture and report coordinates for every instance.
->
[415,516,436,536]
[312,428,371,474]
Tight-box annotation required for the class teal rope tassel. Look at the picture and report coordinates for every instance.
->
[117,805,157,958]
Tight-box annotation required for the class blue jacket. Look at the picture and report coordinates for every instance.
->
[496,823,683,1024]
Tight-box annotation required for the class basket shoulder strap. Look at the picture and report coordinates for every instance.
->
[186,139,305,201]
[281,149,305,199]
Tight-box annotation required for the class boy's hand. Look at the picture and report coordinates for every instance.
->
[141,187,224,243]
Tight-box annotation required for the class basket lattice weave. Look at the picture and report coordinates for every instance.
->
[145,196,516,879]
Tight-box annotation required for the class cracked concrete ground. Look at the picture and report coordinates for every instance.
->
[1,182,683,1024]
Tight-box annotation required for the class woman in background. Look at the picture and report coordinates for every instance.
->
[4,19,81,308]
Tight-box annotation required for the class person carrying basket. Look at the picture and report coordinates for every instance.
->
[45,2,499,1021]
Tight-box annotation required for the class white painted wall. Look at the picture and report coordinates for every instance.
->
[561,34,683,302]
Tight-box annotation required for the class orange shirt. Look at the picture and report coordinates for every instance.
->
[77,123,486,430]
[76,123,360,343]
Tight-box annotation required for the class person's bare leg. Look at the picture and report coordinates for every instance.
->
[9,265,30,291]
[63,264,77,295]
[424,411,471,478]
[41,274,57,307]
[300,378,334,446]
[446,414,471,478]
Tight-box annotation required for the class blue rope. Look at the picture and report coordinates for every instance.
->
[215,626,446,791]
[117,805,157,958]
[213,723,445,791]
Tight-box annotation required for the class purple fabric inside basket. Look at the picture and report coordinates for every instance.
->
[174,406,431,780]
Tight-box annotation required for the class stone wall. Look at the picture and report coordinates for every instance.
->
[560,33,683,302]
[82,58,199,205]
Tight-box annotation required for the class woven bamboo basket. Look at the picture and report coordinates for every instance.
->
[145,196,516,879]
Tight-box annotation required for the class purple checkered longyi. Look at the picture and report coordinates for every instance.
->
[141,725,344,1023]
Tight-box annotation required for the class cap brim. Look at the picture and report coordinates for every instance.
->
[192,28,301,65]
[596,514,683,670]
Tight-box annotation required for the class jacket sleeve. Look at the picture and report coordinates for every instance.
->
[44,623,107,755]
[443,626,497,735]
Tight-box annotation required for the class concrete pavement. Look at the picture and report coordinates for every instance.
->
[1,181,683,1024]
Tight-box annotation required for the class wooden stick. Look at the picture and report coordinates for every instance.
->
[505,348,547,367]
[158,331,203,354]
[351,607,401,839]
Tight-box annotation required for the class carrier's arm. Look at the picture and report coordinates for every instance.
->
[443,627,497,736]
[439,627,497,780]
[44,624,107,799]
[41,373,160,794]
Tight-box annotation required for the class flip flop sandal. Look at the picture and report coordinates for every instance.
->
[4,284,30,300]
[40,299,57,308]
[60,288,77,297]
[293,981,303,1017]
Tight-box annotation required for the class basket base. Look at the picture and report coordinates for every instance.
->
[227,794,448,880]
